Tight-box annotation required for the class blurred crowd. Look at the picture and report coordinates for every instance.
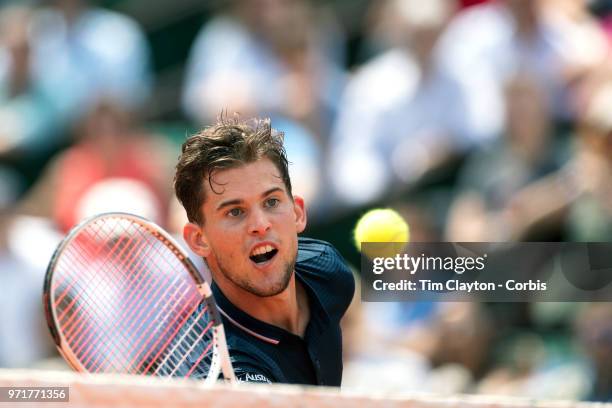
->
[0,0,611,402]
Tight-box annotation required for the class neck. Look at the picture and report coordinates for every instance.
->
[215,272,309,336]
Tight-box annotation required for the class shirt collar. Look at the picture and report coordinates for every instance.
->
[211,268,329,345]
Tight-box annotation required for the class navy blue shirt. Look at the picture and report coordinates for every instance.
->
[214,237,354,386]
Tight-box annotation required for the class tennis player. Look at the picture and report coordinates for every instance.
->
[174,117,355,385]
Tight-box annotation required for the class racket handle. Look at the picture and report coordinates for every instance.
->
[197,282,236,383]
[216,327,236,383]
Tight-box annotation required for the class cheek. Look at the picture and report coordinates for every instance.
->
[207,224,243,252]
[208,236,246,269]
[282,222,299,251]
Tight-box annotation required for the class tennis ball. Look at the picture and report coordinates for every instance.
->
[354,208,410,258]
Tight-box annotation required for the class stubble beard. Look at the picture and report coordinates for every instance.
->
[217,253,296,297]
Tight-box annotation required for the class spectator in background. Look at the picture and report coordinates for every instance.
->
[357,0,490,61]
[343,299,494,395]
[0,5,65,156]
[183,0,345,218]
[36,0,152,112]
[575,303,612,401]
[446,72,562,241]
[328,0,479,208]
[437,0,609,137]
[0,0,152,157]
[0,175,55,368]
[495,69,612,241]
[542,0,611,76]
[182,0,345,140]
[20,101,174,232]
[562,70,612,241]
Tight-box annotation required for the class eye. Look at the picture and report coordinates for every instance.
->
[227,208,243,217]
[265,198,280,208]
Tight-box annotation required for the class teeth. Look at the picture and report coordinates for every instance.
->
[251,245,274,256]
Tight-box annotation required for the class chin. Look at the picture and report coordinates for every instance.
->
[248,268,293,297]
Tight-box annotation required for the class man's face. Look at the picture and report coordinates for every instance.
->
[186,159,306,297]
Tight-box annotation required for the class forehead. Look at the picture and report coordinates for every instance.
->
[203,159,285,203]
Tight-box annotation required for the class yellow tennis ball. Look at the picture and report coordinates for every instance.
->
[354,209,410,258]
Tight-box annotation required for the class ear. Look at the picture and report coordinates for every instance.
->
[292,195,307,234]
[183,222,211,257]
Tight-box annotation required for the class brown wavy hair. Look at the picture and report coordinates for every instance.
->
[174,116,291,224]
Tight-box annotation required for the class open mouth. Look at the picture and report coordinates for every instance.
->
[249,245,278,264]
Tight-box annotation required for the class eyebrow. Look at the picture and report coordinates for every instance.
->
[216,187,284,211]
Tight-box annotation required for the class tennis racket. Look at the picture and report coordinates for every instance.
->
[43,212,235,383]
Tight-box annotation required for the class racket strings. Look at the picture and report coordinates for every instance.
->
[153,304,214,376]
[59,234,207,374]
[56,239,153,372]
[50,216,218,377]
[56,225,179,372]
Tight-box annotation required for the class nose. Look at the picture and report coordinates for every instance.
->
[248,208,272,236]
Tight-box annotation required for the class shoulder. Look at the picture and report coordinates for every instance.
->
[296,237,355,319]
[296,237,350,275]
